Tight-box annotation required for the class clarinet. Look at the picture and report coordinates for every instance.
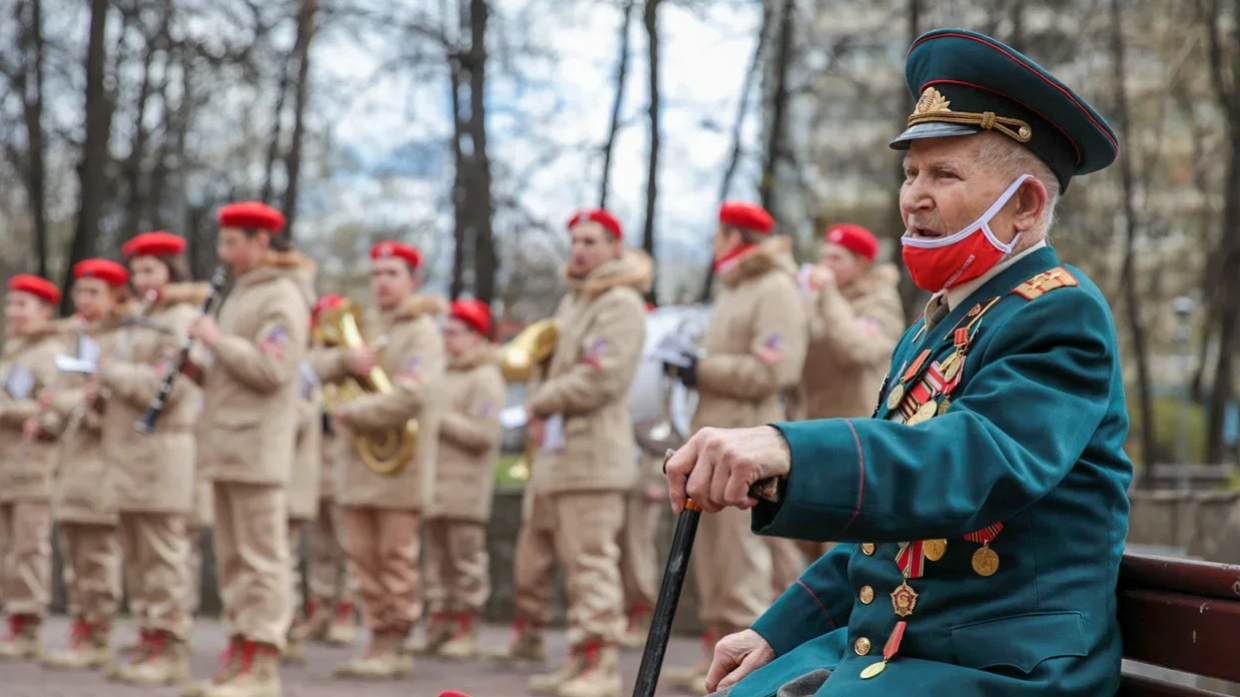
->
[135,265,228,434]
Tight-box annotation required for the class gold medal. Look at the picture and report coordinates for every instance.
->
[942,354,962,382]
[861,543,876,556]
[860,661,887,679]
[891,582,918,617]
[923,539,947,562]
[886,384,905,411]
[972,545,1000,577]
[859,585,875,604]
[907,400,937,426]
[938,399,951,416]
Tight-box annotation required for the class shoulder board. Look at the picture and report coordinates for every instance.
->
[1011,267,1079,301]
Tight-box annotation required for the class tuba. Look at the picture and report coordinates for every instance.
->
[313,298,418,475]
[631,304,708,457]
[498,318,561,481]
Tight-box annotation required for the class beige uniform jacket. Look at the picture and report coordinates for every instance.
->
[526,249,652,495]
[197,251,314,486]
[0,323,66,502]
[312,295,447,511]
[797,263,905,420]
[100,284,208,515]
[428,344,505,523]
[50,313,127,524]
[692,237,809,431]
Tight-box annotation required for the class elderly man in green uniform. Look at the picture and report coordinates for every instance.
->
[664,28,1130,697]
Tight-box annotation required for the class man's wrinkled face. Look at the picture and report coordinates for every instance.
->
[71,277,114,321]
[899,137,1019,245]
[217,227,268,274]
[130,256,170,297]
[568,223,619,277]
[821,243,868,287]
[4,291,52,331]
[370,257,417,310]
[442,317,481,357]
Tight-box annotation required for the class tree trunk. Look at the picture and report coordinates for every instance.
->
[282,0,319,237]
[599,0,635,210]
[1109,0,1156,482]
[261,55,293,206]
[448,57,468,301]
[466,0,496,305]
[759,0,795,214]
[64,0,114,314]
[13,0,49,279]
[640,0,661,305]
[123,22,159,240]
[893,0,923,321]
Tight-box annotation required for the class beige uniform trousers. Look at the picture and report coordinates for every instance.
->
[424,519,489,615]
[341,507,421,631]
[619,491,661,612]
[213,482,291,649]
[118,512,193,639]
[692,506,773,632]
[287,522,306,616]
[514,491,626,646]
[766,537,807,598]
[59,522,122,624]
[0,502,52,617]
[307,499,355,603]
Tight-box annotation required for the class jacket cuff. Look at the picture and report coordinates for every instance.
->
[751,580,840,657]
[752,419,865,540]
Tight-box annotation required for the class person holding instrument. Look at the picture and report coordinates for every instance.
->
[181,202,313,697]
[98,232,206,685]
[41,259,132,671]
[663,28,1131,697]
[0,274,66,660]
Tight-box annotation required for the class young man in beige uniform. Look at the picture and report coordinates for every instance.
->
[494,208,650,697]
[182,201,313,697]
[43,259,132,671]
[0,275,66,659]
[313,240,445,678]
[661,202,808,694]
[105,232,205,685]
[422,298,504,659]
[794,223,904,560]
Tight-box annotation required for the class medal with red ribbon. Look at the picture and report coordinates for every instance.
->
[860,621,908,680]
[966,523,1004,577]
[890,541,923,618]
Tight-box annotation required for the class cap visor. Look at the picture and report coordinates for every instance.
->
[889,122,983,150]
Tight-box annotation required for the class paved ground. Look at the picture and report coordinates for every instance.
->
[6,616,706,697]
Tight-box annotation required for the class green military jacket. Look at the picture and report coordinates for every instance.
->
[737,247,1132,697]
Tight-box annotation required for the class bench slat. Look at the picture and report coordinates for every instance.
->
[1119,673,1228,697]
[1118,587,1240,683]
[1120,555,1240,601]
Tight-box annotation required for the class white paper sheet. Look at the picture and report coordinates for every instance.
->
[541,413,566,453]
[499,405,529,429]
[55,355,98,375]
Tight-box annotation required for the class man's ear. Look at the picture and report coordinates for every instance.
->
[1012,178,1048,233]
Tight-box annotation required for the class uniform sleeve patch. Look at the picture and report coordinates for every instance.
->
[475,399,496,418]
[756,332,786,364]
[582,337,608,370]
[395,356,423,389]
[259,325,290,359]
[861,317,883,336]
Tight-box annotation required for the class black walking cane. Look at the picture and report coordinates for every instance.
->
[631,451,781,697]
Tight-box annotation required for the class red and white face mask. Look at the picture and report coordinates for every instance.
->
[901,175,1031,293]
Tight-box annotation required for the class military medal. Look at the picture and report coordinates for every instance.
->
[891,582,919,617]
[886,384,905,411]
[938,399,951,415]
[923,539,947,562]
[861,621,907,680]
[861,543,876,556]
[965,523,1004,577]
[907,400,937,426]
[892,541,924,617]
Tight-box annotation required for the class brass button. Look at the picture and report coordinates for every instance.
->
[859,585,875,604]
[854,637,872,656]
[861,543,876,556]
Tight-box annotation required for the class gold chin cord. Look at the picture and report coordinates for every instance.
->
[496,318,561,481]
[314,298,417,475]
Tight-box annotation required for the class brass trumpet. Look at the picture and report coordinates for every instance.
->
[314,298,417,475]
[498,318,561,481]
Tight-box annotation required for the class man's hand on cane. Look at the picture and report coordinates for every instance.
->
[664,425,792,514]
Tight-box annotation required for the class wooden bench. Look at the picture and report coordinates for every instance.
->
[1145,464,1233,491]
[1119,554,1240,696]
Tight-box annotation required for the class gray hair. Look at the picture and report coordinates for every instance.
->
[975,132,1060,244]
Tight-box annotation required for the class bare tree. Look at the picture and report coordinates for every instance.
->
[640,0,661,304]
[466,0,497,305]
[1,0,50,278]
[282,0,320,236]
[599,0,635,209]
[759,0,795,213]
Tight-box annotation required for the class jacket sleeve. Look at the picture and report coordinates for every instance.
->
[752,290,1117,543]
[439,366,505,454]
[751,543,856,657]
[696,278,808,402]
[306,346,349,384]
[346,317,445,433]
[212,290,309,395]
[526,291,645,419]
[101,307,199,411]
[0,338,65,431]
[808,284,905,369]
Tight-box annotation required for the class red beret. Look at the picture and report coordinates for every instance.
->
[122,231,187,259]
[217,201,286,233]
[74,259,131,288]
[370,241,422,270]
[825,223,879,262]
[567,208,623,240]
[450,299,492,336]
[719,202,774,234]
[7,274,61,304]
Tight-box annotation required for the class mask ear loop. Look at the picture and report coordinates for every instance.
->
[902,174,1033,250]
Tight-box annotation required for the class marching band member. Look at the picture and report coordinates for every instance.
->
[618,451,665,649]
[181,202,313,697]
[42,259,132,671]
[0,275,66,659]
[662,202,808,694]
[103,232,204,685]
[315,241,445,679]
[421,298,505,659]
[497,208,650,697]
